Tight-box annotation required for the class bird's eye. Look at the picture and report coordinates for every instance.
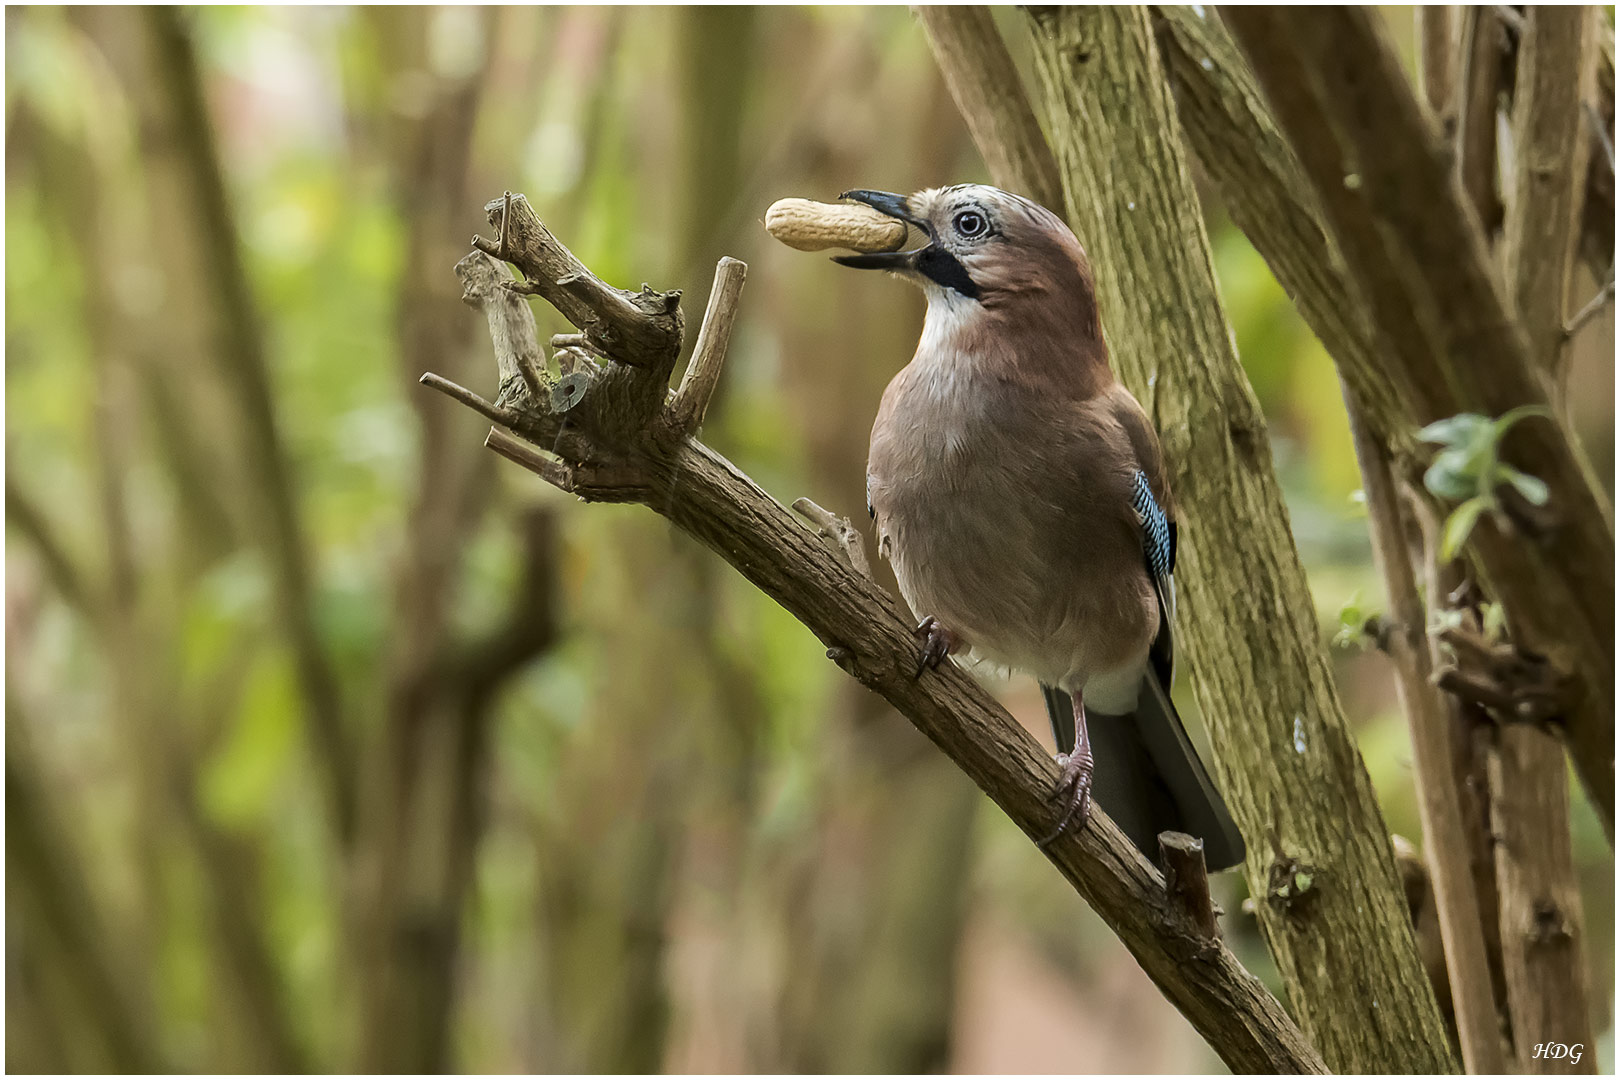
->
[953,210,987,238]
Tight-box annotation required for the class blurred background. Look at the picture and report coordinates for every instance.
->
[5,6,1612,1073]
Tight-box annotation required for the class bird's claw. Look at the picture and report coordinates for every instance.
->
[1037,749,1094,848]
[912,616,958,678]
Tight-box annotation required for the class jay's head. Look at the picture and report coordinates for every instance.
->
[833,185,1097,321]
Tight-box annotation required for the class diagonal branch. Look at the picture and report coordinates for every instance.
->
[6,473,99,617]
[911,6,1065,211]
[1221,5,1614,839]
[427,196,1326,1075]
[1150,4,1413,457]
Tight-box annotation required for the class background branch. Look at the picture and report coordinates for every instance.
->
[144,6,355,845]
[1492,9,1600,1068]
[1222,5,1615,839]
[911,6,1064,211]
[1350,408,1506,1072]
[1504,7,1596,387]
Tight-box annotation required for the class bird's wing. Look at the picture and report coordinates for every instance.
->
[1106,385,1178,688]
[1131,468,1177,689]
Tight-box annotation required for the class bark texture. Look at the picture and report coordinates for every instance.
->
[1222,6,1614,838]
[1023,7,1456,1073]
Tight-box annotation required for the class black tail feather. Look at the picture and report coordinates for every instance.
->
[1040,679,1244,870]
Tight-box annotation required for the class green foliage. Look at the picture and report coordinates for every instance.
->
[1419,406,1553,559]
[1331,590,1379,651]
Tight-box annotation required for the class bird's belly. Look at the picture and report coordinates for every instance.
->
[880,471,1155,692]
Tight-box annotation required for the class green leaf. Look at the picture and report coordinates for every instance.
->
[1424,447,1483,500]
[1440,497,1491,560]
[1417,413,1492,446]
[1497,464,1550,506]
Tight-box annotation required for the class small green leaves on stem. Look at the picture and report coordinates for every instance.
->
[1419,406,1554,558]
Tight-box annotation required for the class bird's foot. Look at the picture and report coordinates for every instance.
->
[1037,748,1094,848]
[912,616,960,678]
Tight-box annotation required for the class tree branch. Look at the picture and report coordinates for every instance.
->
[6,714,163,1072]
[912,6,1065,211]
[144,7,355,845]
[668,256,747,435]
[1022,8,1454,1072]
[1150,5,1413,456]
[1488,719,1599,1074]
[1419,6,1460,138]
[1581,17,1614,281]
[1456,7,1511,234]
[1349,407,1505,1072]
[429,198,1326,1074]
[1494,13,1599,1049]
[6,473,98,617]
[1221,5,1615,839]
[1157,831,1218,946]
[1504,7,1595,385]
[474,193,683,372]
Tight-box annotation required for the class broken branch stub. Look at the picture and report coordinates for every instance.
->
[474,193,684,373]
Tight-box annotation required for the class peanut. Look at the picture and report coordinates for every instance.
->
[764,198,908,253]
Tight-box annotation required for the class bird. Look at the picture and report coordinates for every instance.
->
[833,184,1245,870]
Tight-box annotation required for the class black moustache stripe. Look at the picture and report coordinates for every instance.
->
[914,246,981,300]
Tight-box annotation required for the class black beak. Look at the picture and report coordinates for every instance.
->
[830,188,982,299]
[838,189,926,229]
[831,189,927,270]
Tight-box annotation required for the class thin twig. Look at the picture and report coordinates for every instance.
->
[419,373,522,429]
[1564,278,1615,337]
[483,427,577,493]
[668,257,747,435]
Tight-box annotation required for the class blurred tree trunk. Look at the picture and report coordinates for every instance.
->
[343,9,563,1073]
[19,14,314,1068]
[764,22,981,1071]
[6,712,162,1073]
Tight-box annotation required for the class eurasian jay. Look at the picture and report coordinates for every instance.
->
[834,184,1245,869]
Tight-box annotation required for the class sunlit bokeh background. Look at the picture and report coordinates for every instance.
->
[6,6,1612,1073]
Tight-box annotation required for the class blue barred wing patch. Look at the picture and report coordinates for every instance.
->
[1132,471,1175,579]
